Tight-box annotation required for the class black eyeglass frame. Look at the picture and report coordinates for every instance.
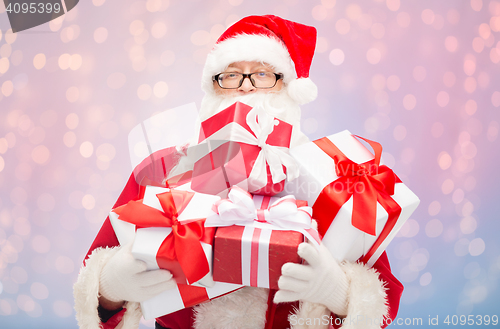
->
[212,72,284,89]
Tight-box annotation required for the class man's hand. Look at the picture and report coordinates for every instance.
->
[274,242,349,316]
[99,242,176,305]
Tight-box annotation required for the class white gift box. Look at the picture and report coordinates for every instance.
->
[109,184,242,319]
[282,130,420,266]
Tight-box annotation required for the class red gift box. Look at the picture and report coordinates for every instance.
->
[193,101,298,196]
[213,225,303,290]
[206,186,321,289]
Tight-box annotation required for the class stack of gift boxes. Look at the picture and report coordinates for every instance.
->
[109,102,420,319]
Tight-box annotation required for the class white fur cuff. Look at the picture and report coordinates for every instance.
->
[73,247,142,329]
[290,261,388,329]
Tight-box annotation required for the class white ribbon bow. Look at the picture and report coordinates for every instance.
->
[203,106,299,192]
[205,186,320,246]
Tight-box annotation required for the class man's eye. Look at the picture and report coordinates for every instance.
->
[224,73,240,79]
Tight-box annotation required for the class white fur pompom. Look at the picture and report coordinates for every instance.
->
[287,78,318,105]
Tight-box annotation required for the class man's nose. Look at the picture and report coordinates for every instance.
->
[238,76,256,92]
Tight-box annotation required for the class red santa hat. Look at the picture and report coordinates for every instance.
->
[202,15,318,105]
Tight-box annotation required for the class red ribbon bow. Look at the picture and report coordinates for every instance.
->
[313,135,402,264]
[114,189,213,284]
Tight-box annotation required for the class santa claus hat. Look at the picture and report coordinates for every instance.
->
[202,15,318,105]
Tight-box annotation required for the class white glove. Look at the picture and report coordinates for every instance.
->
[274,242,349,316]
[99,243,177,303]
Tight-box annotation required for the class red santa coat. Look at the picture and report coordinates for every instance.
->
[74,148,403,329]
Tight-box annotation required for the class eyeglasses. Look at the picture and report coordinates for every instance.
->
[213,72,284,89]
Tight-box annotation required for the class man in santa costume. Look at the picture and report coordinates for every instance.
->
[74,15,403,329]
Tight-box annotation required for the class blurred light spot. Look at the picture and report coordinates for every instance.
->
[160,50,175,67]
[386,0,400,11]
[335,19,350,35]
[32,235,50,253]
[489,47,500,63]
[58,53,71,70]
[464,59,476,76]
[107,72,126,90]
[428,201,441,216]
[471,0,483,11]
[2,80,14,97]
[69,54,82,70]
[463,262,481,280]
[80,141,94,158]
[53,300,73,318]
[31,145,50,165]
[461,141,477,159]
[445,36,458,52]
[15,163,32,181]
[0,57,9,74]
[364,117,379,133]
[479,23,491,39]
[65,113,79,130]
[491,16,500,32]
[464,99,478,115]
[33,53,46,70]
[460,216,477,234]
[303,118,318,135]
[5,29,17,44]
[66,86,80,103]
[472,37,485,53]
[82,194,96,210]
[469,238,485,256]
[153,81,169,98]
[94,27,108,43]
[492,91,500,107]
[11,50,22,66]
[0,44,11,58]
[312,5,328,21]
[422,9,435,25]
[137,84,152,100]
[146,0,163,12]
[386,75,400,91]
[487,121,499,141]
[345,4,361,20]
[464,77,477,93]
[438,151,452,170]
[393,125,406,141]
[477,71,489,88]
[151,22,167,39]
[55,256,74,275]
[17,295,35,312]
[397,12,411,28]
[96,143,116,163]
[31,282,49,300]
[452,188,464,204]
[366,48,381,64]
[329,48,345,65]
[436,91,449,107]
[413,66,426,81]
[321,0,336,9]
[63,132,77,147]
[441,178,454,195]
[403,94,416,110]
[399,219,419,238]
[37,193,55,212]
[425,219,443,238]
[431,122,444,138]
[316,37,328,53]
[130,20,145,36]
[461,201,474,216]
[419,272,432,286]
[432,14,445,30]
[93,0,106,6]
[191,30,210,46]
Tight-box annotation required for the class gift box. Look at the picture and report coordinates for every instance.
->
[206,186,320,289]
[283,130,420,266]
[110,184,243,318]
[193,101,299,196]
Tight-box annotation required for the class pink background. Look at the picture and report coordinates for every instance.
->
[0,0,499,327]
